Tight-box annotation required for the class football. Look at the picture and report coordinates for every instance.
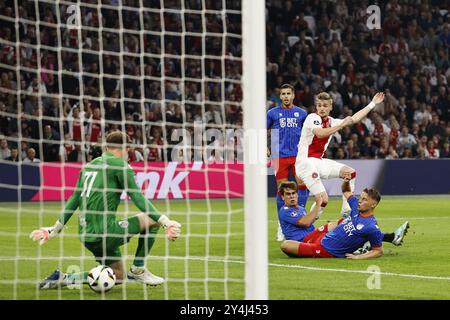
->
[87,265,116,293]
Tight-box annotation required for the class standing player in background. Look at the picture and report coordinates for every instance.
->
[267,84,308,241]
[295,92,385,218]
[30,131,181,288]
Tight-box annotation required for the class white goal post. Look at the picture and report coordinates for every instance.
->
[242,0,268,300]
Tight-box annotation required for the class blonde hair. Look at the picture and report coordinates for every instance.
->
[315,92,333,105]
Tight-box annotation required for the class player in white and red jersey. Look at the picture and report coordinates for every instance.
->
[295,92,385,217]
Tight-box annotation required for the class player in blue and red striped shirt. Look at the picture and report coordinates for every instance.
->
[279,180,410,259]
[267,84,308,240]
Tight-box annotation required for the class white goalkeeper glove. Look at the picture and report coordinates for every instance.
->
[158,215,181,241]
[29,221,64,245]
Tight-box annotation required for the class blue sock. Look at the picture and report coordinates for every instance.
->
[298,188,309,208]
[275,193,285,212]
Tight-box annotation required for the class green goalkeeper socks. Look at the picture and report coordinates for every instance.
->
[133,226,159,267]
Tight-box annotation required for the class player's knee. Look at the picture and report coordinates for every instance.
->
[280,241,288,253]
[280,240,294,255]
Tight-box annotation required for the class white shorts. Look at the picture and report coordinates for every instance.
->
[295,157,346,195]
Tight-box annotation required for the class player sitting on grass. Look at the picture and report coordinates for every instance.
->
[277,181,409,259]
[30,131,181,288]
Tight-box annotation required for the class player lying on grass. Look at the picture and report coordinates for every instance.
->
[294,92,385,219]
[30,131,181,288]
[277,181,409,259]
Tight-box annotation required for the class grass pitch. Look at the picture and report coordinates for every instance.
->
[0,196,449,300]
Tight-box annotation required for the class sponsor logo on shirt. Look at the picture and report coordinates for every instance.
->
[279,118,298,128]
[315,250,321,254]
[314,120,321,125]
[343,222,356,236]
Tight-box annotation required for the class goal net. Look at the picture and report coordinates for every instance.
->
[0,0,267,300]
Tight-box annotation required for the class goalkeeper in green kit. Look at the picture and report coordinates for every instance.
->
[30,131,181,288]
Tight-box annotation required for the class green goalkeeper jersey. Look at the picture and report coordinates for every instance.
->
[59,152,161,242]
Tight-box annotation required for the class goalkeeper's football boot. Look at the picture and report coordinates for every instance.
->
[352,241,371,255]
[127,266,165,286]
[392,221,410,246]
[39,269,65,289]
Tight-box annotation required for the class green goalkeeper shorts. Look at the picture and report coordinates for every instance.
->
[82,216,141,266]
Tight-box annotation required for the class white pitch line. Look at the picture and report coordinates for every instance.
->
[3,255,449,282]
[267,262,450,281]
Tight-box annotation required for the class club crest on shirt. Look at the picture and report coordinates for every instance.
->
[118,220,129,228]
[312,172,319,179]
[290,210,299,217]
[356,223,364,230]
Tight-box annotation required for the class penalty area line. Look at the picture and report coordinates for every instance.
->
[267,262,450,281]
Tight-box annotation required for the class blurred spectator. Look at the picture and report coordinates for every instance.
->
[398,127,417,157]
[441,142,450,158]
[42,125,61,161]
[88,136,103,161]
[23,148,40,163]
[0,0,448,163]
[5,146,19,162]
[68,144,87,162]
[59,133,74,161]
[0,138,11,159]
[425,140,440,159]
[360,136,377,159]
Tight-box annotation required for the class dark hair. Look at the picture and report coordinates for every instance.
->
[363,187,381,203]
[106,131,131,149]
[278,181,298,195]
[280,83,295,92]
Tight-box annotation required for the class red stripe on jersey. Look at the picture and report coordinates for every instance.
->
[308,117,330,159]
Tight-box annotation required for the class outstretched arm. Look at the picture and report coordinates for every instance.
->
[313,116,353,138]
[351,92,385,124]
[30,170,83,245]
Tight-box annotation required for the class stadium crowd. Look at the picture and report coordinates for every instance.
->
[266,0,449,159]
[0,0,242,162]
[0,0,449,163]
